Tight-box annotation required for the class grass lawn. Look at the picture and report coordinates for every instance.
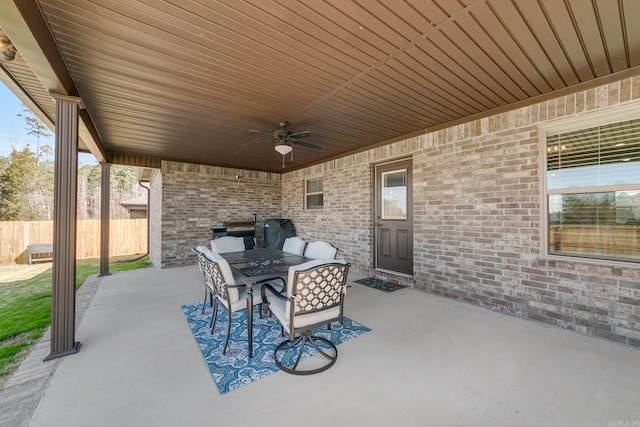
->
[0,255,151,389]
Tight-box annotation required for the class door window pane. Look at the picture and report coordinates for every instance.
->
[382,170,407,219]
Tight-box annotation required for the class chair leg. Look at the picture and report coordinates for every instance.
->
[274,332,338,375]
[223,309,232,354]
[201,288,208,314]
[210,300,218,333]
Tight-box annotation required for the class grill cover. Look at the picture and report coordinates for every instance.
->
[262,219,296,249]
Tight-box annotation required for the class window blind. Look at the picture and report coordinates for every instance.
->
[547,118,640,189]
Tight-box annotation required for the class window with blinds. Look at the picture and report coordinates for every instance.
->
[305,177,323,210]
[544,117,640,263]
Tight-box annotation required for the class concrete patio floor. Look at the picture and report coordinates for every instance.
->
[7,264,640,426]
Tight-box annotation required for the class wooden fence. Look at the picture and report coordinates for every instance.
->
[0,219,148,264]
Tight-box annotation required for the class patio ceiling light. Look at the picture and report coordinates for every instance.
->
[275,140,293,168]
[274,140,292,155]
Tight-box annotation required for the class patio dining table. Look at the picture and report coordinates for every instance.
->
[220,247,310,358]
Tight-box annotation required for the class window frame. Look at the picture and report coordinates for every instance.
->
[537,104,640,266]
[305,176,324,210]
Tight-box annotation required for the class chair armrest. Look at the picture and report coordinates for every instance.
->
[256,276,285,287]
[260,282,287,304]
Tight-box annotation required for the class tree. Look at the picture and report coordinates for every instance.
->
[0,146,40,220]
[18,107,54,219]
[17,106,52,158]
[1,107,143,221]
[76,163,144,220]
[77,164,101,220]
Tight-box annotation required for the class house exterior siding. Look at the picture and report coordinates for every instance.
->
[152,76,640,346]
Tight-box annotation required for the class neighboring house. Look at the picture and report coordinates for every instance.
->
[118,195,148,219]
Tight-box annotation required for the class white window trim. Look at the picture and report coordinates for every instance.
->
[537,102,640,267]
[305,176,324,210]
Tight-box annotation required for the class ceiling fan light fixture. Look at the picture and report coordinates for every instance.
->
[275,141,292,155]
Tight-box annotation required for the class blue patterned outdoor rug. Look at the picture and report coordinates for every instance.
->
[354,277,408,292]
[181,302,371,394]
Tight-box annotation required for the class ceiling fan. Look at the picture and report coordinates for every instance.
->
[250,121,323,167]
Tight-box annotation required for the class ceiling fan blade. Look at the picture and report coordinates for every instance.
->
[291,140,324,150]
[288,130,313,139]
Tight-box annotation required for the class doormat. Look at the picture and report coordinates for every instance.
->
[353,277,408,292]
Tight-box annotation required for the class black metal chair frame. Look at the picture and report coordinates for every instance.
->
[191,248,213,314]
[261,261,350,375]
[192,248,252,355]
[201,257,247,355]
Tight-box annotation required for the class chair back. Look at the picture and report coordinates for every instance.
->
[284,260,349,331]
[191,247,206,272]
[282,236,306,256]
[200,253,241,305]
[210,236,245,253]
[304,241,337,260]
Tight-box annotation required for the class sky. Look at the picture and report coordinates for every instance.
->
[0,82,95,164]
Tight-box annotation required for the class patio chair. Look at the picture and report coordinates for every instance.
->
[202,251,263,354]
[303,241,338,260]
[191,246,215,314]
[260,236,308,293]
[210,236,245,253]
[261,259,350,375]
[282,236,306,256]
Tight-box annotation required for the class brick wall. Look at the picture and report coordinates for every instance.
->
[282,147,419,275]
[282,76,640,347]
[153,76,640,346]
[157,161,282,268]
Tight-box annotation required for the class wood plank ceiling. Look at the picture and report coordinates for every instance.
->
[4,0,640,173]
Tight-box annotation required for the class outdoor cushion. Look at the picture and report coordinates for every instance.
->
[304,241,337,260]
[210,236,245,254]
[208,252,240,303]
[282,237,306,256]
